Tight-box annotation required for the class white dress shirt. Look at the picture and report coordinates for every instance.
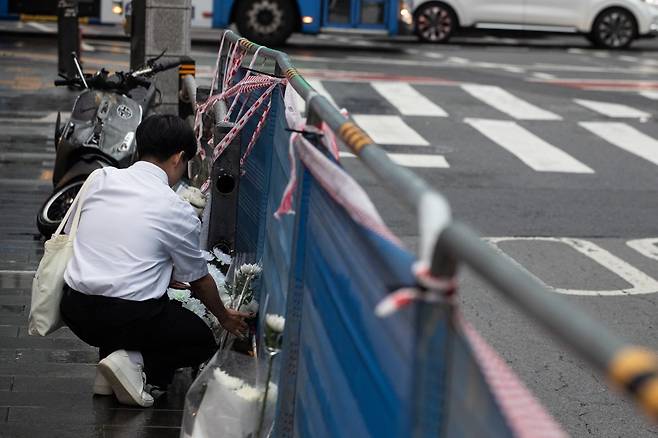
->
[64,161,208,301]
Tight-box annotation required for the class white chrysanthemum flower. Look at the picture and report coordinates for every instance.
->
[235,384,262,401]
[265,314,285,333]
[213,369,244,390]
[167,289,191,302]
[201,250,215,261]
[182,297,207,318]
[207,263,226,287]
[212,248,233,265]
[239,263,262,277]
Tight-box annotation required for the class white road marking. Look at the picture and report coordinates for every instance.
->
[370,81,448,117]
[627,238,658,261]
[81,42,96,52]
[619,55,639,62]
[574,99,651,118]
[640,91,658,100]
[353,115,429,146]
[567,48,586,54]
[532,72,556,80]
[465,118,594,173]
[580,122,658,166]
[26,22,55,33]
[306,79,338,109]
[502,66,525,74]
[0,270,36,275]
[461,84,562,120]
[592,51,610,58]
[339,151,449,168]
[424,52,444,59]
[449,57,469,64]
[487,237,658,296]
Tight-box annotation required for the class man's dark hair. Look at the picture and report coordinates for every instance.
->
[136,114,197,162]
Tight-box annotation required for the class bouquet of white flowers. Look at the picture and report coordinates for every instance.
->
[182,349,279,438]
[167,249,261,344]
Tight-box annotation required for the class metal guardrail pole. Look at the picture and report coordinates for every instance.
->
[216,30,658,421]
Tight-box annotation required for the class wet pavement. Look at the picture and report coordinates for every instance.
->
[0,39,191,438]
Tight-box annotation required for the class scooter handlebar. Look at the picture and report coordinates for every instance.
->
[151,59,182,74]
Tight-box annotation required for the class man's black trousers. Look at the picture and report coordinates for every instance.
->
[60,285,217,387]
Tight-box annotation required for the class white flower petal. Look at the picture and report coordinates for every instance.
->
[265,314,285,333]
[234,384,262,401]
[213,369,244,390]
[212,248,233,265]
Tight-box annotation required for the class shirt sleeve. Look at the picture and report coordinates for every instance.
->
[167,217,209,283]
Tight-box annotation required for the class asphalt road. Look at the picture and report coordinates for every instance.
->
[3,30,658,437]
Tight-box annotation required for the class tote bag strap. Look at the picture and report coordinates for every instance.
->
[51,169,101,238]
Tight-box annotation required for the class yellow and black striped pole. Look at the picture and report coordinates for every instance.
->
[609,347,658,418]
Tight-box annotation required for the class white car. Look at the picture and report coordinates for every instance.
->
[409,0,658,48]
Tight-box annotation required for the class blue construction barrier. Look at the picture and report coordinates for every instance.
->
[191,68,557,437]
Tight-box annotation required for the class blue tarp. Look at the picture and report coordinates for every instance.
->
[225,72,518,437]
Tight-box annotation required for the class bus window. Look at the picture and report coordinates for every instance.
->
[328,0,351,24]
[360,0,386,25]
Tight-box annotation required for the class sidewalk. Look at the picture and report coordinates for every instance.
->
[0,65,193,438]
[0,19,223,45]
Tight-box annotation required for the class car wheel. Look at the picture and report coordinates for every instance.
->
[415,3,457,43]
[591,8,637,49]
[236,0,296,47]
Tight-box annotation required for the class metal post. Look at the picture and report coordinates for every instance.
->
[57,0,80,77]
[130,0,192,114]
[207,121,241,254]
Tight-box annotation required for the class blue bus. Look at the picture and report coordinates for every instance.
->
[214,0,412,46]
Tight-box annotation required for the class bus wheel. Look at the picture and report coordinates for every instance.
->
[414,2,457,43]
[236,0,296,47]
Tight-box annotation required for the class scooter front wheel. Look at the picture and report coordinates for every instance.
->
[37,180,84,238]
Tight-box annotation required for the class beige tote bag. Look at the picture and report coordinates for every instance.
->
[28,172,98,336]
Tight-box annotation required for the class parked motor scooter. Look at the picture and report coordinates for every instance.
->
[36,52,182,237]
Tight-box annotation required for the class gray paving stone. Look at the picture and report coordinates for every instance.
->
[0,423,103,438]
[0,327,18,338]
[11,376,94,394]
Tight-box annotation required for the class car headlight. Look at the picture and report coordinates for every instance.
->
[643,0,658,6]
[399,0,413,25]
[112,1,123,15]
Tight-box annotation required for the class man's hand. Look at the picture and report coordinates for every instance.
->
[217,308,251,339]
[189,274,252,339]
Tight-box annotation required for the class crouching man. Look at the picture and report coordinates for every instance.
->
[60,114,248,407]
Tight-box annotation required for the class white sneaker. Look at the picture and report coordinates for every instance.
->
[93,367,113,395]
[98,350,154,407]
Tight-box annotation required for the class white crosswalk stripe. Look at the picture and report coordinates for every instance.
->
[340,151,449,168]
[580,122,658,166]
[461,84,562,120]
[280,80,658,176]
[465,118,594,173]
[574,99,651,119]
[353,115,429,146]
[370,81,448,117]
[639,91,658,100]
[306,79,339,109]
